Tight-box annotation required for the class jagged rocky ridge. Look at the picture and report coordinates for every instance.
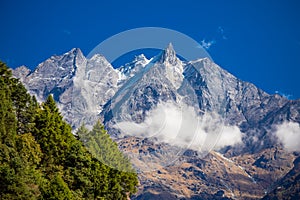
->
[15,44,299,151]
[13,44,300,199]
[14,48,120,129]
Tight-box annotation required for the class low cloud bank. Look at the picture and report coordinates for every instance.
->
[114,101,243,152]
[274,121,300,152]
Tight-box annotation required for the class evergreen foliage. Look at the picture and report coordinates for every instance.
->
[0,61,138,199]
[78,121,138,198]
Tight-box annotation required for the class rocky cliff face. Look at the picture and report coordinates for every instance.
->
[13,44,300,199]
[262,155,300,199]
[13,48,119,129]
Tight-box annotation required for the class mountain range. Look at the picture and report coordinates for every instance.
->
[13,44,300,199]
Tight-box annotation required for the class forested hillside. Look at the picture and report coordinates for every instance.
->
[0,61,138,199]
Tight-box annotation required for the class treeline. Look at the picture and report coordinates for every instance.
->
[0,62,138,199]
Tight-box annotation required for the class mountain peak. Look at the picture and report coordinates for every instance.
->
[57,48,80,57]
[134,54,148,63]
[160,43,179,65]
[90,53,107,61]
[47,48,84,64]
[71,48,84,59]
[69,47,82,54]
[166,42,174,51]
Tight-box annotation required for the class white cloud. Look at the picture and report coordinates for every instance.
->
[215,126,243,150]
[200,39,216,50]
[114,101,243,152]
[274,121,300,152]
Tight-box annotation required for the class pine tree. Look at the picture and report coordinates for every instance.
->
[11,79,38,135]
[43,173,73,200]
[0,62,43,199]
[33,96,111,199]
[33,95,74,166]
[0,62,16,148]
[78,121,138,199]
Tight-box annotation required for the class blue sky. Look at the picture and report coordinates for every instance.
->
[0,0,300,99]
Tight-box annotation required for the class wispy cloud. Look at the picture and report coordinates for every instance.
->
[218,26,227,40]
[197,26,227,50]
[275,91,293,99]
[62,29,71,35]
[200,39,216,50]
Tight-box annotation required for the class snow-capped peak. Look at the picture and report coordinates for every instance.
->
[133,54,149,64]
[90,53,106,61]
[89,54,113,68]
[57,48,84,61]
[159,43,179,65]
[117,54,150,85]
